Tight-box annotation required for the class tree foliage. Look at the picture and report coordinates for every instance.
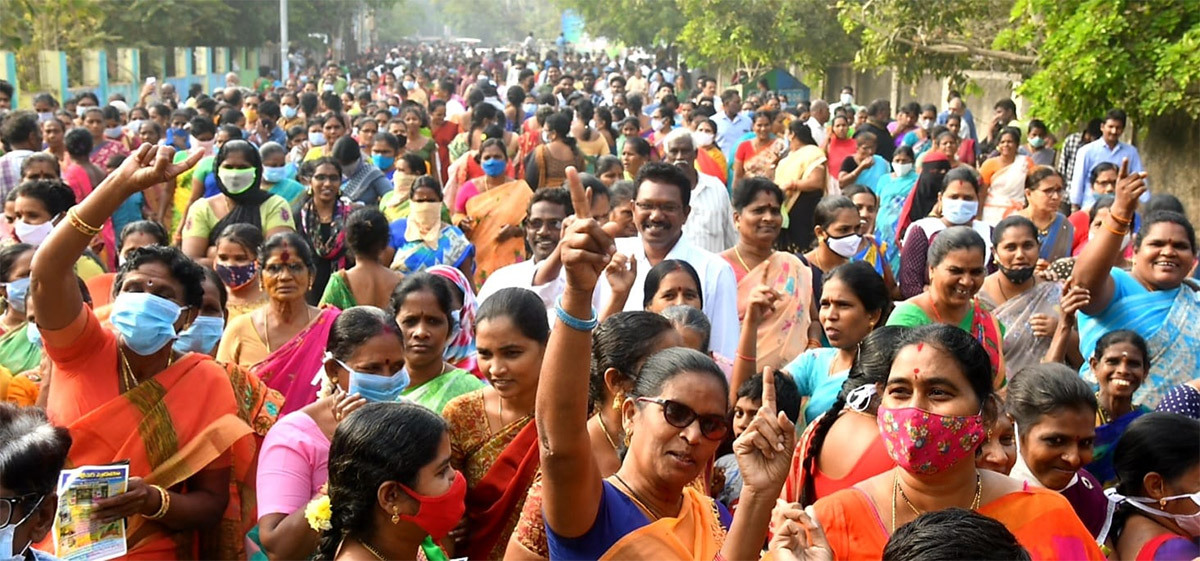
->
[676,0,854,79]
[838,0,1200,126]
[432,0,561,45]
[1000,0,1200,126]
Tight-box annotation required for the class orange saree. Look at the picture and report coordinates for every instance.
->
[64,354,255,560]
[598,486,725,561]
[813,483,1105,560]
[444,390,539,560]
[455,180,533,287]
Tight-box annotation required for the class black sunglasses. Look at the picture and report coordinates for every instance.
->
[637,397,728,441]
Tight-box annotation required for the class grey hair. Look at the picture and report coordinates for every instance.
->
[663,127,696,151]
[661,305,711,354]
[259,141,287,160]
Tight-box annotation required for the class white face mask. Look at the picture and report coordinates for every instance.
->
[825,233,862,258]
[941,199,978,225]
[0,494,43,561]
[1112,490,1200,537]
[893,162,914,176]
[918,118,933,130]
[14,217,58,247]
[693,131,714,147]
[840,93,854,106]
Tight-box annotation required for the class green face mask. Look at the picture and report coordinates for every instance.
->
[218,167,258,194]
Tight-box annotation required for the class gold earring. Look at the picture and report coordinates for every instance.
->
[612,394,622,411]
[329,374,339,386]
[624,429,632,447]
[391,506,400,525]
[1160,498,1168,507]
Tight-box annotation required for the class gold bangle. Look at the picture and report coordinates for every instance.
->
[145,484,170,520]
[1109,211,1133,225]
[67,207,102,237]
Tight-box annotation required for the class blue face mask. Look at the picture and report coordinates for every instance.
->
[372,154,395,170]
[330,354,409,403]
[4,277,30,314]
[173,315,225,355]
[481,158,507,177]
[262,165,289,183]
[522,103,537,116]
[110,292,183,356]
[25,323,42,348]
[282,105,299,119]
[941,198,979,225]
[389,106,400,116]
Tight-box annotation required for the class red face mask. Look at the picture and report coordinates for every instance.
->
[397,470,467,541]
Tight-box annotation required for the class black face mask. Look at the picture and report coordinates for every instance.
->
[999,264,1035,285]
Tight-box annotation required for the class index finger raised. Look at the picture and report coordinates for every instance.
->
[564,166,592,220]
[761,366,777,411]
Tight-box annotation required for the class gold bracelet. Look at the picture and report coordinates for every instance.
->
[1109,211,1133,225]
[1105,221,1129,237]
[145,485,170,520]
[67,207,102,237]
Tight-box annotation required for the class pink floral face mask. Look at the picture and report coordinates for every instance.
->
[877,406,984,475]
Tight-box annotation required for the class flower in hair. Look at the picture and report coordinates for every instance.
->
[304,494,333,531]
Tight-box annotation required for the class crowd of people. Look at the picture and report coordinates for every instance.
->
[0,39,1197,561]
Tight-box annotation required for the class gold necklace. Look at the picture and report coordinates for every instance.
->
[891,470,981,533]
[1096,391,1112,424]
[596,412,621,453]
[358,539,386,560]
[118,347,175,393]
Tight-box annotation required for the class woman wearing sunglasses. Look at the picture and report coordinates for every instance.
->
[536,169,795,560]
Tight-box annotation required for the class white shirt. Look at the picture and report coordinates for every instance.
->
[600,236,739,358]
[682,173,737,254]
[806,116,827,147]
[477,259,601,327]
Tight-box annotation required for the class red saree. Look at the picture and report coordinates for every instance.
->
[463,421,541,560]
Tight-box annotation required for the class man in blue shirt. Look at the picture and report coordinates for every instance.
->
[712,89,751,166]
[247,100,287,147]
[1069,108,1148,210]
[937,92,977,141]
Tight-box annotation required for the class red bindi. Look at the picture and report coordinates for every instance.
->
[279,250,291,262]
[916,343,925,352]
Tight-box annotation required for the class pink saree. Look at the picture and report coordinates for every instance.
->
[251,307,341,415]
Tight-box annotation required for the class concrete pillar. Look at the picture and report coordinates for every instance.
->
[38,50,69,103]
[194,47,212,77]
[213,47,228,74]
[0,51,17,107]
[174,47,193,78]
[116,48,140,84]
[82,49,110,101]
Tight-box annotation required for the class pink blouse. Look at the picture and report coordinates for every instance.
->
[255,411,330,518]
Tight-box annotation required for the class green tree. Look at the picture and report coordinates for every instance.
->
[837,0,1200,127]
[676,0,855,79]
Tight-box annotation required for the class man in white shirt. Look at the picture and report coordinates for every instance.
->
[662,129,736,253]
[476,188,573,321]
[806,99,829,146]
[599,163,739,357]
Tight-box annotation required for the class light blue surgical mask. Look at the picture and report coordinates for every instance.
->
[309,131,326,146]
[174,315,224,354]
[4,277,31,314]
[282,105,299,119]
[941,198,979,225]
[25,323,42,348]
[389,106,400,116]
[329,353,409,403]
[262,165,289,184]
[110,292,182,356]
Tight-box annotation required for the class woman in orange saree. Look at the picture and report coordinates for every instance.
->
[32,144,257,560]
[443,288,549,560]
[452,139,534,287]
[774,325,1102,561]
